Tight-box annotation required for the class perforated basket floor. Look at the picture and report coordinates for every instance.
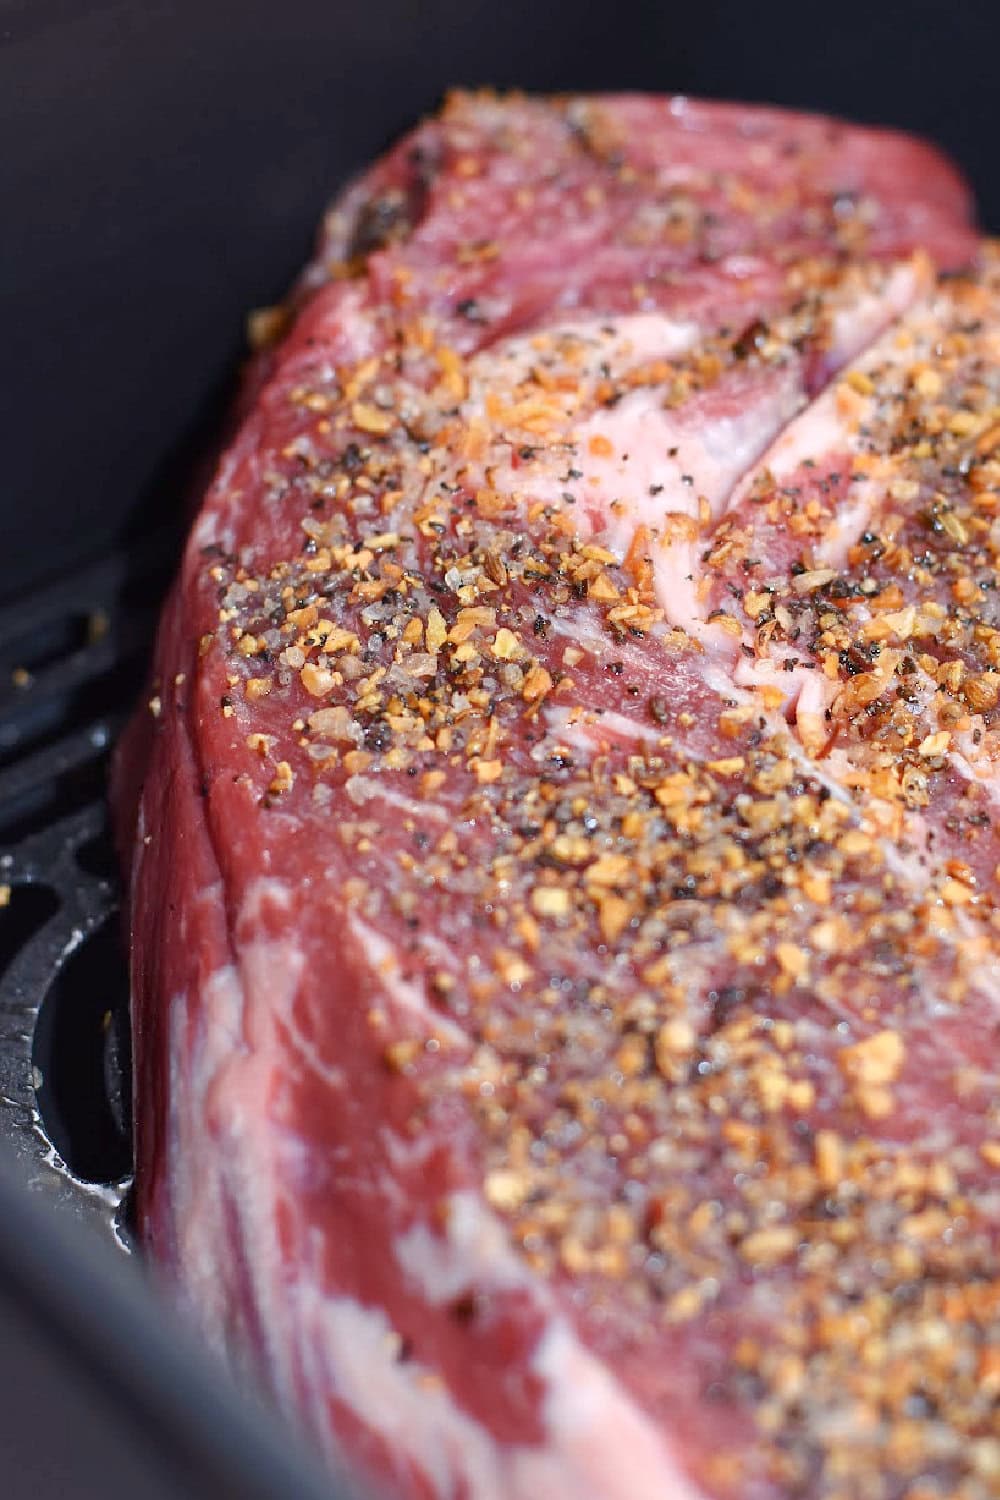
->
[0,533,178,1250]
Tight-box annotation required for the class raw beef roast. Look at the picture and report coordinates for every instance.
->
[114,94,1000,1499]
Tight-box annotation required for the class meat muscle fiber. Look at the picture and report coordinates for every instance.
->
[114,94,1000,1499]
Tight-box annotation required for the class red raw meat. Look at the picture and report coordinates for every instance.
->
[115,94,1000,1500]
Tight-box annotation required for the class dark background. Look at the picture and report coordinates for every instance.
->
[1,0,997,598]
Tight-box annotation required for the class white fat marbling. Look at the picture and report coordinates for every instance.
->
[346,915,468,1045]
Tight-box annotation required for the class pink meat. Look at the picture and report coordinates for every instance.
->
[114,93,1000,1500]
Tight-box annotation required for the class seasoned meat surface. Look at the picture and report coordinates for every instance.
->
[115,94,1000,1499]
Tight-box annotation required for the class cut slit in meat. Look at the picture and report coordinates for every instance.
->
[113,93,1000,1500]
[476,255,932,642]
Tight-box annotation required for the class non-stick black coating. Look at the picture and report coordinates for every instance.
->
[3,0,999,602]
[0,1161,344,1500]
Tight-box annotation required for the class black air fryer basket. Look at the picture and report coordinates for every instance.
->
[1,3,997,1495]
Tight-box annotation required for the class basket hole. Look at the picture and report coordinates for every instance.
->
[0,613,94,677]
[0,882,60,986]
[75,828,119,880]
[0,755,109,846]
[32,918,131,1185]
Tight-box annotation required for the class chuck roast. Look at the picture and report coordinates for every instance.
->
[115,94,1000,1500]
